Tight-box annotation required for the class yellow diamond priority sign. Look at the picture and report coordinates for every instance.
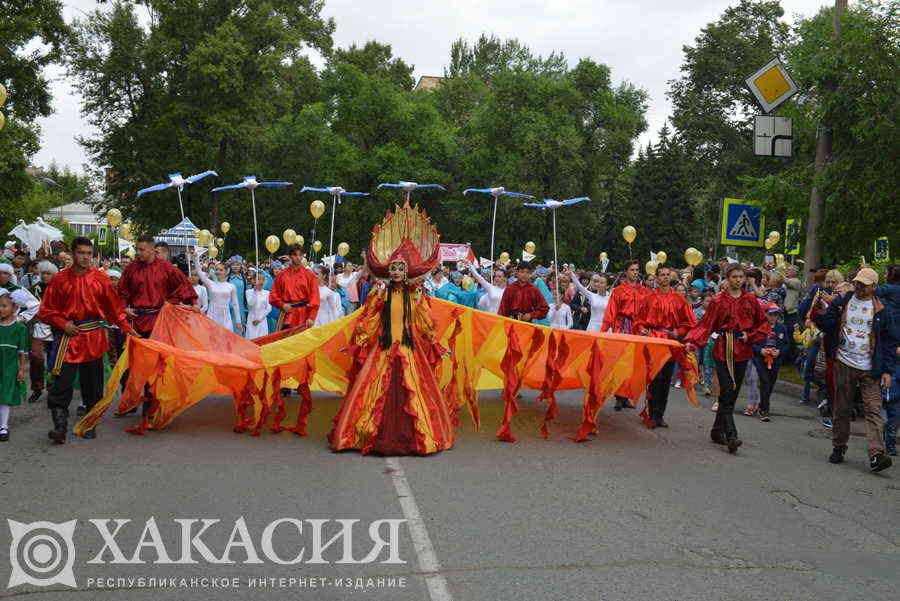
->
[746,58,797,113]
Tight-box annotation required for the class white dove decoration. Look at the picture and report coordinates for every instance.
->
[463,186,535,263]
[212,176,293,271]
[376,181,446,203]
[300,186,369,262]
[522,197,591,290]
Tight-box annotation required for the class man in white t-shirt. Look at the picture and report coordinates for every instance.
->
[814,267,897,473]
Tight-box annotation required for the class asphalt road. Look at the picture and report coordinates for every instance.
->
[2,382,897,601]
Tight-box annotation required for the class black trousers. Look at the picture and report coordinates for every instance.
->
[753,357,780,413]
[712,359,748,440]
[647,360,676,420]
[47,358,104,414]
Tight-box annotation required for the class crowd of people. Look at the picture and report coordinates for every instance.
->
[1,235,896,472]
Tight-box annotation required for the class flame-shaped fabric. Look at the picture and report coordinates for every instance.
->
[75,299,698,446]
[366,200,440,278]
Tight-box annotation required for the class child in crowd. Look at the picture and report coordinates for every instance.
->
[547,289,573,329]
[0,291,28,442]
[752,303,789,422]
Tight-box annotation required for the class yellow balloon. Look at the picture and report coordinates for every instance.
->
[764,237,776,250]
[312,240,322,253]
[499,251,510,263]
[461,276,474,290]
[208,244,219,259]
[685,247,703,266]
[768,231,781,244]
[301,257,309,267]
[197,229,212,246]
[622,225,637,244]
[645,260,658,275]
[655,250,667,264]
[295,234,304,247]
[220,221,230,234]
[310,200,326,220]
[599,251,608,261]
[120,222,132,238]
[0,111,5,131]
[215,237,224,248]
[775,253,785,264]
[524,241,536,254]
[265,235,280,254]
[337,242,350,257]
[125,247,135,258]
[0,84,6,106]
[106,208,122,227]
[283,228,296,245]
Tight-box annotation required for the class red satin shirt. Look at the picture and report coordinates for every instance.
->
[38,267,132,363]
[601,281,649,333]
[117,258,197,335]
[497,280,549,320]
[684,291,770,362]
[269,266,320,327]
[634,288,697,340]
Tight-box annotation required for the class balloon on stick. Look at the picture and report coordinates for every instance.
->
[312,240,322,253]
[283,229,296,245]
[524,241,536,254]
[656,250,667,264]
[197,229,212,246]
[765,237,776,250]
[265,235,280,254]
[310,200,325,219]
[301,186,369,272]
[106,208,122,227]
[622,225,636,258]
[768,231,781,244]
[215,237,224,248]
[0,112,5,131]
[0,84,7,106]
[337,242,350,257]
[220,221,230,234]
[499,251,510,264]
[207,244,218,259]
[295,234,304,248]
[645,260,658,275]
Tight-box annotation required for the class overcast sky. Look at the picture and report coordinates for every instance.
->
[34,0,829,173]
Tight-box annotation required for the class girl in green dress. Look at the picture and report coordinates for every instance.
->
[0,291,28,441]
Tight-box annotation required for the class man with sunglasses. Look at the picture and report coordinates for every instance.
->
[814,267,897,472]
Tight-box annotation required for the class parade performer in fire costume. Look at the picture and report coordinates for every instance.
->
[328,200,456,455]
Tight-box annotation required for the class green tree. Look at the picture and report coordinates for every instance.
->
[0,0,68,237]
[67,0,335,243]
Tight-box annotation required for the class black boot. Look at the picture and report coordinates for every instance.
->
[710,430,727,445]
[81,402,97,439]
[48,407,68,444]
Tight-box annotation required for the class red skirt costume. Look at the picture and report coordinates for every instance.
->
[328,199,455,455]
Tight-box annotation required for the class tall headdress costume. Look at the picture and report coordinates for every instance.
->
[328,200,456,455]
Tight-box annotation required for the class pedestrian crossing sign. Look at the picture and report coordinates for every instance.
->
[720,198,765,247]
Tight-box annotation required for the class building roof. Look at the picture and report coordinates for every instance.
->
[414,76,443,91]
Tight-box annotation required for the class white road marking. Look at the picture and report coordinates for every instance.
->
[385,457,454,601]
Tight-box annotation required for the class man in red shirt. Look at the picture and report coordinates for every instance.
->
[118,236,198,336]
[635,265,696,428]
[498,262,549,322]
[685,263,770,453]
[270,244,319,330]
[38,237,135,443]
[602,259,649,409]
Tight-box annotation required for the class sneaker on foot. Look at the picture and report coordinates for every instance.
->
[743,407,757,416]
[727,438,742,454]
[888,449,898,457]
[758,411,770,422]
[0,428,8,442]
[76,404,87,416]
[869,452,892,473]
[702,386,711,397]
[828,447,845,464]
[711,402,719,413]
[822,417,833,429]
[28,390,42,403]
